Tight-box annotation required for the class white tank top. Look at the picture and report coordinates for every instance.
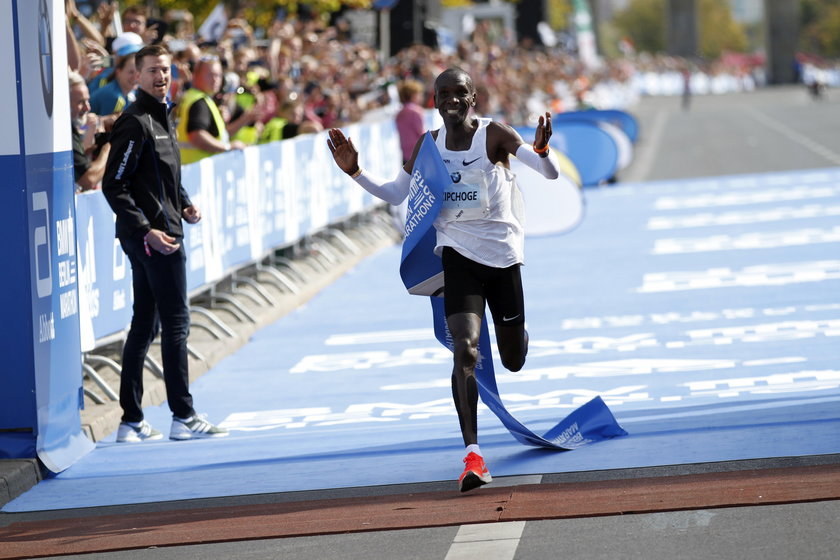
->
[433,118,525,267]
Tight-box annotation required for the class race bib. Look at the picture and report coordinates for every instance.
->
[438,168,490,221]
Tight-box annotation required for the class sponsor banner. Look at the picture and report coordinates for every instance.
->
[75,192,131,350]
[243,146,264,259]
[279,138,300,244]
[293,134,317,234]
[400,134,626,448]
[212,151,252,273]
[252,143,285,252]
[181,161,212,293]
[0,2,18,157]
[0,0,33,459]
[0,0,94,472]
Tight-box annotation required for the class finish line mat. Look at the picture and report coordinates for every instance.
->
[4,167,839,512]
[3,464,839,559]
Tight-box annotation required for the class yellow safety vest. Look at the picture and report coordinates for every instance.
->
[177,88,228,164]
[231,91,259,146]
[258,117,288,144]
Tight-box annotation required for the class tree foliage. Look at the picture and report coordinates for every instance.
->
[800,0,840,57]
[545,0,572,30]
[612,0,748,58]
[123,0,374,23]
[697,0,747,58]
[612,0,665,54]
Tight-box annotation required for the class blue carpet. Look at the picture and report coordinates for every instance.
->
[5,167,839,512]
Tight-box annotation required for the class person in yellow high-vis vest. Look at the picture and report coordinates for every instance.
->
[177,57,245,164]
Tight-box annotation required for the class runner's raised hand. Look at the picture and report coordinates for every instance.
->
[534,112,552,152]
[327,128,360,176]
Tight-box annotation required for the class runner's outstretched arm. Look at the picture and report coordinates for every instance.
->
[328,128,412,205]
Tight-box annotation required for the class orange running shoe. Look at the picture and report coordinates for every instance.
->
[458,452,492,492]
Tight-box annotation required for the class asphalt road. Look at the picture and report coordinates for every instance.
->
[622,84,840,183]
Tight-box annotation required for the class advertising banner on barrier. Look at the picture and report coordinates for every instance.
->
[211,151,253,273]
[75,192,132,351]
[0,0,94,471]
[254,143,288,252]
[181,161,211,293]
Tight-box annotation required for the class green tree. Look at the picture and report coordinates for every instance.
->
[612,0,665,54]
[612,0,747,57]
[800,0,840,57]
[545,0,573,30]
[698,0,747,58]
[122,0,375,23]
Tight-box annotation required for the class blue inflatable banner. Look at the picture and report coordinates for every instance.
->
[554,109,639,143]
[399,134,627,449]
[517,123,619,187]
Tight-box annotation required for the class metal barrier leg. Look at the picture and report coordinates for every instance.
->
[255,263,301,294]
[323,227,361,255]
[84,387,107,405]
[271,256,309,283]
[82,363,119,401]
[226,284,264,307]
[310,241,340,267]
[190,306,236,338]
[85,354,122,375]
[190,320,225,340]
[186,342,206,362]
[229,275,274,307]
[210,293,258,324]
[144,355,164,379]
[233,272,278,305]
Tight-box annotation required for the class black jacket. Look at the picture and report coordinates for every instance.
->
[103,88,192,241]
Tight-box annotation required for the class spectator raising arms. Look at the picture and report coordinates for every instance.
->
[69,70,110,192]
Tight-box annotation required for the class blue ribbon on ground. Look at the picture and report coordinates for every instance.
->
[399,133,627,449]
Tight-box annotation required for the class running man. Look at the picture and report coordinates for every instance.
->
[328,67,559,492]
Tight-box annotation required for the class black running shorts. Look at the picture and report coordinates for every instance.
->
[441,246,525,326]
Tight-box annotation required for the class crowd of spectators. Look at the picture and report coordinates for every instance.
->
[65,1,836,193]
[63,2,639,193]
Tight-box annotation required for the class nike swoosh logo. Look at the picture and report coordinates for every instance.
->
[502,314,521,322]
[462,157,480,166]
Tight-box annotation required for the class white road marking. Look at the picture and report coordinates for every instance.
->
[652,227,840,254]
[446,521,527,560]
[746,106,840,165]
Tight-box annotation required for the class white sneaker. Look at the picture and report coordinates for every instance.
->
[116,420,163,443]
[169,414,229,440]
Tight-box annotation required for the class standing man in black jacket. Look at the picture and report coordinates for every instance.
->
[103,44,228,443]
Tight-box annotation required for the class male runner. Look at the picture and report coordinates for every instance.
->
[328,67,559,491]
